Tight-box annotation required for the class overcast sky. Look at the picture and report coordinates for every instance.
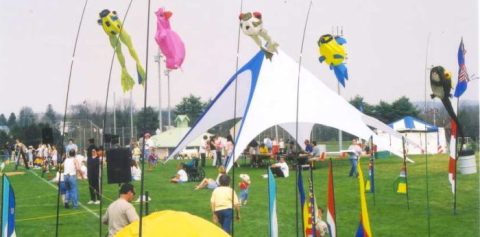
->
[0,0,478,116]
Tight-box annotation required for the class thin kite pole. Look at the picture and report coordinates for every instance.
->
[139,0,152,236]
[401,137,410,210]
[56,0,89,236]
[230,0,244,236]
[423,32,432,237]
[294,1,313,236]
[370,136,376,206]
[99,1,135,237]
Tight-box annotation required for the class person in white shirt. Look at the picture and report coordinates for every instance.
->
[63,150,81,209]
[270,157,289,178]
[348,138,363,177]
[170,163,188,183]
[130,160,141,181]
[199,135,208,167]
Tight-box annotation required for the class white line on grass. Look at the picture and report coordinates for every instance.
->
[28,170,99,218]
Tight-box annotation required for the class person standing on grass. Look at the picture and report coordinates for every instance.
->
[63,149,81,209]
[87,147,101,204]
[200,135,208,167]
[102,183,139,237]
[348,138,362,177]
[210,174,240,234]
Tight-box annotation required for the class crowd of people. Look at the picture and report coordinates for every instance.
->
[0,134,373,236]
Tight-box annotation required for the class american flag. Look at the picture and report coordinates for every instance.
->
[454,38,470,97]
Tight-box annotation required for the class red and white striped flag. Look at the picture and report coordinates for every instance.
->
[448,119,457,194]
[327,159,337,237]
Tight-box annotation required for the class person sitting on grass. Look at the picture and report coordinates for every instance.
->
[270,157,289,178]
[170,163,188,183]
[131,160,141,181]
[195,165,226,190]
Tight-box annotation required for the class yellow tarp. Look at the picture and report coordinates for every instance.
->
[115,210,230,237]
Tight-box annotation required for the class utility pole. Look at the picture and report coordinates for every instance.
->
[154,51,163,132]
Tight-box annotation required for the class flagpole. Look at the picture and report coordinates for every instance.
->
[401,137,410,210]
[294,1,313,235]
[370,136,376,206]
[56,0,89,236]
[139,0,152,235]
[423,33,432,237]
[309,164,317,237]
[452,37,463,215]
[229,0,244,236]
[1,174,4,231]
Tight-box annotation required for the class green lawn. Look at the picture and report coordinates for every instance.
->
[2,153,479,236]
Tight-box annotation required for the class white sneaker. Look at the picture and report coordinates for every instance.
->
[87,200,94,204]
[94,200,100,205]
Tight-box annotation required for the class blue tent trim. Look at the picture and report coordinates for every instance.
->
[172,50,265,156]
[388,116,438,132]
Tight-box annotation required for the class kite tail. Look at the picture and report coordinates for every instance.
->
[110,35,135,92]
[119,31,146,85]
[333,64,348,87]
[136,64,146,85]
[121,67,135,92]
[441,98,465,147]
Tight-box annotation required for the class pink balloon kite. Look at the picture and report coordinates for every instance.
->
[155,8,185,70]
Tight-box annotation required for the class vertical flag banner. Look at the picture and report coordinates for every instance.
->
[448,119,457,194]
[303,179,319,237]
[327,160,337,237]
[454,38,469,97]
[297,169,306,235]
[268,168,278,237]
[355,163,373,237]
[2,175,16,237]
[394,166,407,194]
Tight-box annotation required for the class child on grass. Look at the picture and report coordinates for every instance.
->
[239,174,251,206]
[148,147,158,171]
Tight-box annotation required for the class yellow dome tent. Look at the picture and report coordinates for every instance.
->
[115,210,230,237]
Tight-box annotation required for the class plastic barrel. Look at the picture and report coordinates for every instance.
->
[458,149,477,175]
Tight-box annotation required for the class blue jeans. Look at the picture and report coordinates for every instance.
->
[65,175,79,208]
[349,157,358,177]
[215,208,233,234]
[240,189,248,203]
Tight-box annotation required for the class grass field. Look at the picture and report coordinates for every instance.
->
[1,153,479,236]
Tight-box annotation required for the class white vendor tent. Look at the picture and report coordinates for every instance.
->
[166,49,416,171]
[377,116,447,155]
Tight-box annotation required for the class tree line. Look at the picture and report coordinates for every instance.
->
[0,95,477,150]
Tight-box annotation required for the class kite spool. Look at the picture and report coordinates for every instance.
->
[458,149,477,175]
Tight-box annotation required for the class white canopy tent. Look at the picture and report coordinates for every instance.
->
[376,116,447,155]
[166,50,415,171]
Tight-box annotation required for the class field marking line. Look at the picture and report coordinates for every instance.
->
[27,170,99,218]
[17,211,89,222]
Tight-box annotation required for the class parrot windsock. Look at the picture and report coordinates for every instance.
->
[318,34,348,87]
[430,66,464,142]
[155,8,186,70]
[98,9,146,92]
[239,12,279,60]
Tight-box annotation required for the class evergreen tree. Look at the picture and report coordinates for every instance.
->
[7,113,16,128]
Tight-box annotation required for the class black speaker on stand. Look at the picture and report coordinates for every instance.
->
[106,148,132,184]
